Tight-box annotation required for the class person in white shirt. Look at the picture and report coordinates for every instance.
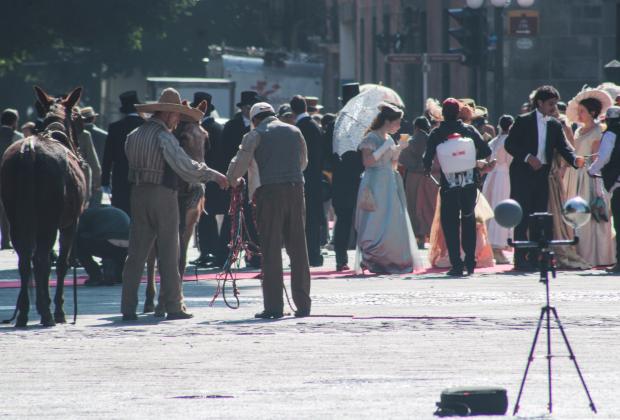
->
[505,85,585,271]
[588,106,620,273]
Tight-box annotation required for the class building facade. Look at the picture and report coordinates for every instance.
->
[324,0,620,121]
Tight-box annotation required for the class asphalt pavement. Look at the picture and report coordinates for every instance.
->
[0,246,618,419]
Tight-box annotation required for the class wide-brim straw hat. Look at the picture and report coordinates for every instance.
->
[473,106,488,119]
[566,87,613,124]
[79,106,99,120]
[135,88,204,122]
[179,100,208,122]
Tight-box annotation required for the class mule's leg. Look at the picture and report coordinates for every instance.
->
[54,224,76,324]
[179,207,201,278]
[15,252,33,328]
[33,232,57,327]
[144,245,156,313]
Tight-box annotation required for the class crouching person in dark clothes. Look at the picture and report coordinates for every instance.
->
[78,206,129,286]
[226,102,312,319]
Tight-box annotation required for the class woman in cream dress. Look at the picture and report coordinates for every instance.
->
[563,89,615,266]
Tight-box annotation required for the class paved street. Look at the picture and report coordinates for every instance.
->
[0,247,619,419]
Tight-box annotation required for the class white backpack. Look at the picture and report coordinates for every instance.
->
[436,133,476,188]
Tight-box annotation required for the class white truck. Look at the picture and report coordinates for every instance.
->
[146,77,236,120]
[205,49,324,111]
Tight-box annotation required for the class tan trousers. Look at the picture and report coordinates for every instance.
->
[255,182,311,313]
[121,184,184,315]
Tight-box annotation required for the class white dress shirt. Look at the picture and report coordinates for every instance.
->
[588,131,619,194]
[524,110,549,164]
[295,112,310,124]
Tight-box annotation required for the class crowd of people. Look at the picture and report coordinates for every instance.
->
[1,79,620,321]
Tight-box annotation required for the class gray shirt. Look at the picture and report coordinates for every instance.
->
[227,116,308,197]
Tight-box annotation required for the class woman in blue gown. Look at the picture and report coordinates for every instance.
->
[354,104,428,274]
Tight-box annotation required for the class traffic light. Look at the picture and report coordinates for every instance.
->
[447,7,487,67]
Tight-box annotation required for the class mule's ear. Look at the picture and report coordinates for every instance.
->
[63,87,82,109]
[198,100,208,113]
[33,86,53,107]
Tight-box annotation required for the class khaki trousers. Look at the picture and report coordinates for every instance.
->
[121,184,184,315]
[255,182,311,313]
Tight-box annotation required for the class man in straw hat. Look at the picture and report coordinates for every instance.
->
[121,88,228,321]
[80,106,107,163]
[226,102,311,319]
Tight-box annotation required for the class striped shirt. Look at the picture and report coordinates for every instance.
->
[125,118,220,187]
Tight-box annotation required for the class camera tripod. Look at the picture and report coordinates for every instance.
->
[509,237,597,415]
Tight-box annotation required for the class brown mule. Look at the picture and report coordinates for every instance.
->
[1,86,88,327]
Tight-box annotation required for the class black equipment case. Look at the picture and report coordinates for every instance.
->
[434,387,508,416]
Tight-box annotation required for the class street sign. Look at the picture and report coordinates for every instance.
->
[386,53,423,64]
[386,52,464,64]
[385,53,464,110]
[426,53,464,63]
[508,10,539,37]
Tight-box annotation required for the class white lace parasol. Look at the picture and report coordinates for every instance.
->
[333,84,404,156]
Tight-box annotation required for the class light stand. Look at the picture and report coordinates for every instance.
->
[509,232,597,415]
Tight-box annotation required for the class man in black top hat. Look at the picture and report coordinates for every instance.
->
[191,92,228,267]
[220,90,263,268]
[101,91,144,216]
[328,83,363,270]
[291,95,324,267]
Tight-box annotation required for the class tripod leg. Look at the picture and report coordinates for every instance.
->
[547,303,553,413]
[513,307,546,415]
[550,307,597,413]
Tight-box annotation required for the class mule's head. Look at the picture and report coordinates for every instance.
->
[173,100,208,162]
[34,86,83,152]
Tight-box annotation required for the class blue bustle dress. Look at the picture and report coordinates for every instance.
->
[354,132,428,274]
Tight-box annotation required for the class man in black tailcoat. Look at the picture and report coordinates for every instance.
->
[291,95,324,267]
[330,83,363,271]
[220,90,263,268]
[101,91,144,216]
[505,85,584,271]
[191,92,227,267]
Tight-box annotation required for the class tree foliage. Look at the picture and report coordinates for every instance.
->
[0,0,197,75]
[0,0,325,115]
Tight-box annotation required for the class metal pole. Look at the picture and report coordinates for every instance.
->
[494,6,505,120]
[422,53,430,108]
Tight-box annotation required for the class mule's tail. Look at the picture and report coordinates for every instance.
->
[1,139,37,324]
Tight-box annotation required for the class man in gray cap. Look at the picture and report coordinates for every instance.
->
[227,102,312,319]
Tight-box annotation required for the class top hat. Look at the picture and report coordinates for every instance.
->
[135,88,204,122]
[237,91,262,108]
[191,91,215,114]
[340,83,360,106]
[119,91,141,114]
